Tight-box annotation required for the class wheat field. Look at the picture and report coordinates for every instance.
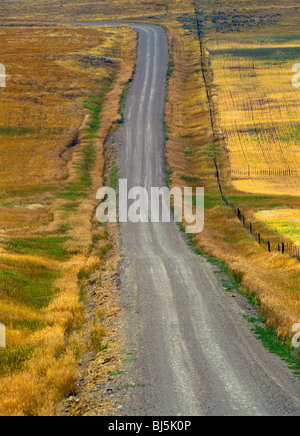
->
[163,17,300,339]
[255,209,300,246]
[207,35,300,196]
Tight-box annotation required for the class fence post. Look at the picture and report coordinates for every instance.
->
[213,158,299,262]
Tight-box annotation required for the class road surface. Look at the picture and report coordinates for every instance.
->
[83,22,300,416]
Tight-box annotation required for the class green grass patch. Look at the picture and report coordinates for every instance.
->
[16,320,53,331]
[56,191,87,201]
[0,126,36,136]
[123,357,138,363]
[6,237,69,260]
[222,278,234,292]
[242,314,261,324]
[252,325,300,377]
[204,194,223,209]
[83,94,105,137]
[57,224,71,235]
[212,46,300,62]
[0,346,35,375]
[119,83,132,126]
[110,164,120,191]
[180,175,201,184]
[73,144,96,189]
[0,263,59,309]
[225,194,282,210]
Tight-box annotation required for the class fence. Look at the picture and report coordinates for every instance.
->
[214,158,300,262]
[192,2,300,262]
[231,167,300,180]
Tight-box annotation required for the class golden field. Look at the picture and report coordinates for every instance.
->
[0,25,136,416]
[0,0,189,22]
[163,15,300,338]
[0,0,300,414]
[1,0,300,31]
[207,35,300,196]
[204,30,300,256]
[255,209,300,247]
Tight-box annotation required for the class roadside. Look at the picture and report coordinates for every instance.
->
[0,24,136,417]
[163,17,300,351]
[97,23,300,416]
[58,27,137,417]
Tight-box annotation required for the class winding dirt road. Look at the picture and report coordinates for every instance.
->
[84,22,300,416]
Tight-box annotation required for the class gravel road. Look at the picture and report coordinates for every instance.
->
[82,22,300,416]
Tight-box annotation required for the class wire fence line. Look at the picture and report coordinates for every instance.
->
[192,2,300,262]
[231,167,300,179]
[214,158,300,262]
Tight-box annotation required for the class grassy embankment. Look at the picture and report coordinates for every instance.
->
[163,10,300,361]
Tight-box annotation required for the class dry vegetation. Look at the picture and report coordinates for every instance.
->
[0,0,189,22]
[204,31,300,252]
[0,0,300,415]
[207,35,300,196]
[255,209,300,247]
[0,24,136,416]
[163,9,300,339]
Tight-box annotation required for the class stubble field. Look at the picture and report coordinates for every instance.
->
[207,35,300,197]
[0,24,136,416]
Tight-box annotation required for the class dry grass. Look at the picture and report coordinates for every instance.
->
[0,0,300,413]
[207,35,300,196]
[164,19,300,338]
[1,0,300,32]
[255,209,300,246]
[0,24,137,416]
[0,0,190,22]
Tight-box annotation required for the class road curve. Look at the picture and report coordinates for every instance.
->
[81,22,300,416]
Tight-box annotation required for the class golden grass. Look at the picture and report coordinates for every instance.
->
[255,209,300,246]
[1,0,300,34]
[164,20,300,339]
[207,35,300,196]
[0,24,137,416]
[0,0,191,22]
[0,0,299,413]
